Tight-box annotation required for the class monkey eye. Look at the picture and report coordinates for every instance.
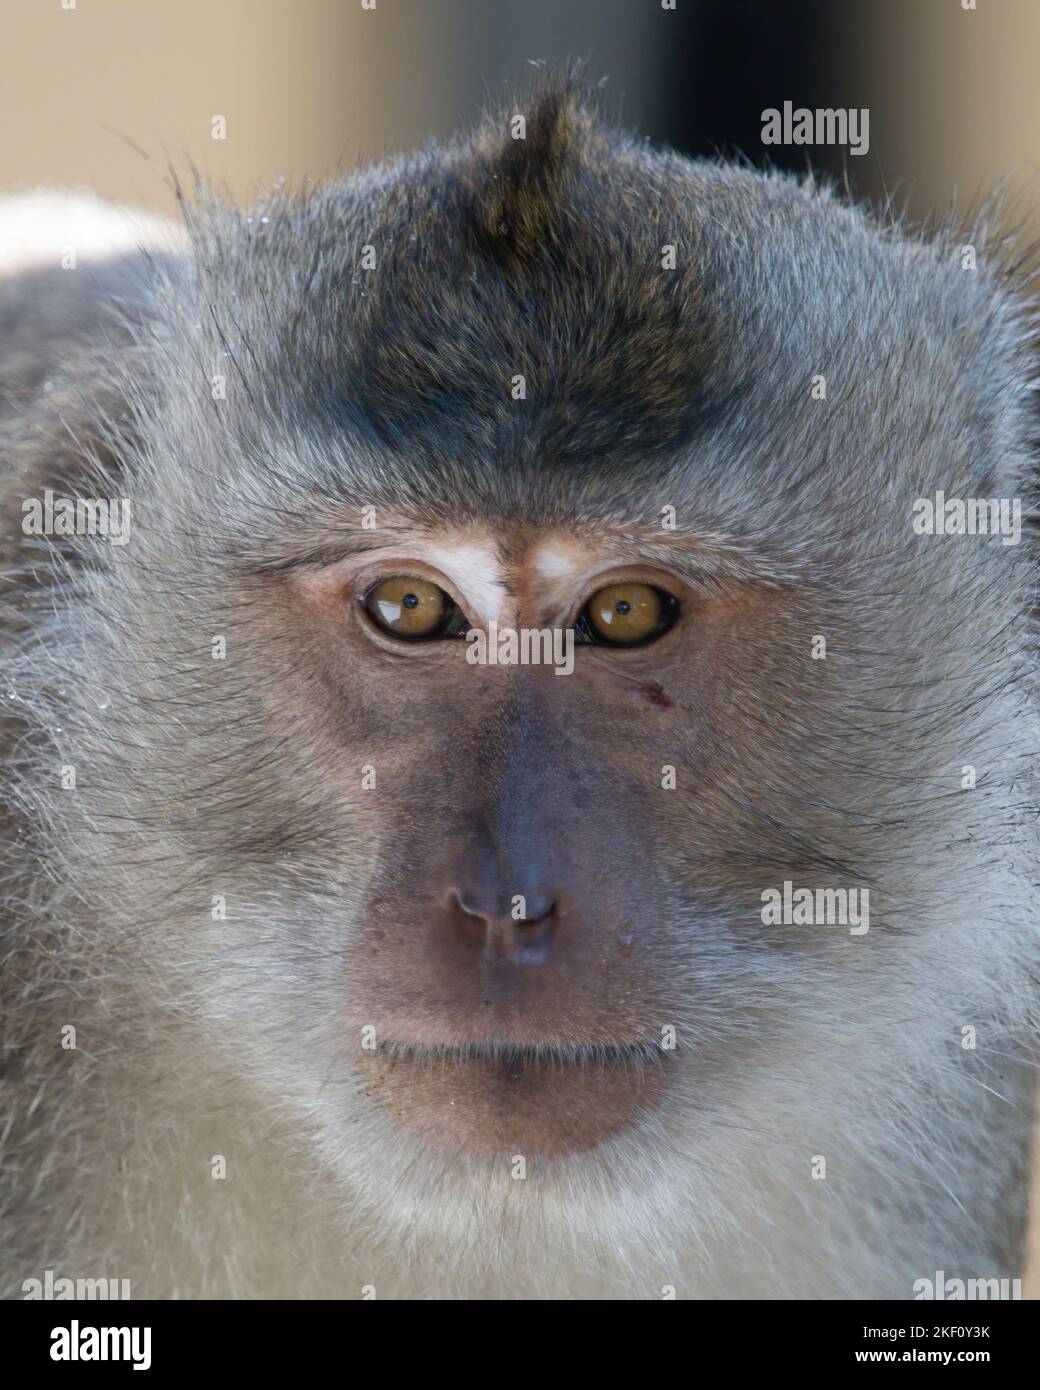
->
[576,582,679,647]
[363,576,469,641]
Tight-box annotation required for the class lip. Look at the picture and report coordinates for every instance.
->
[360,1040,672,1157]
[373,1040,670,1065]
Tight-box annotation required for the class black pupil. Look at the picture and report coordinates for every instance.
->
[616,600,631,615]
[402,593,419,609]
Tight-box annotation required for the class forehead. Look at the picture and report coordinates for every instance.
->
[278,159,754,487]
[292,173,940,509]
[199,112,996,539]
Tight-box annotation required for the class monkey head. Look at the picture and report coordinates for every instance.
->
[8,80,1036,1284]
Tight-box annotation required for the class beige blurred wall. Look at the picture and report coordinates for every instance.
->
[847,0,1040,227]
[0,0,466,212]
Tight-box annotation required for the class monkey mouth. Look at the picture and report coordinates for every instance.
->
[362,1040,672,1156]
[373,1039,670,1067]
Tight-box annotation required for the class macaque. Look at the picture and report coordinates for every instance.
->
[0,80,1036,1300]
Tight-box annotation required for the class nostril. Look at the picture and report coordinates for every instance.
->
[451,889,556,928]
[515,896,555,927]
[453,888,492,924]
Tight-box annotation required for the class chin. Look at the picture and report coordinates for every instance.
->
[327,1064,698,1296]
[358,1041,674,1158]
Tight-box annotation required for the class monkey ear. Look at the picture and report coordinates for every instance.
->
[471,75,595,269]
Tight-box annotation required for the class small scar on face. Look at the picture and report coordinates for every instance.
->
[639,681,672,709]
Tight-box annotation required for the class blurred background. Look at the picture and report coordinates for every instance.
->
[3,0,1039,1293]
[2,0,1040,235]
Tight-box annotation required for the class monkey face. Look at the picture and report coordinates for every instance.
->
[175,512,853,1168]
[281,529,714,1155]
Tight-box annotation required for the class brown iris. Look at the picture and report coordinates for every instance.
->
[581,582,678,646]
[364,576,463,640]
